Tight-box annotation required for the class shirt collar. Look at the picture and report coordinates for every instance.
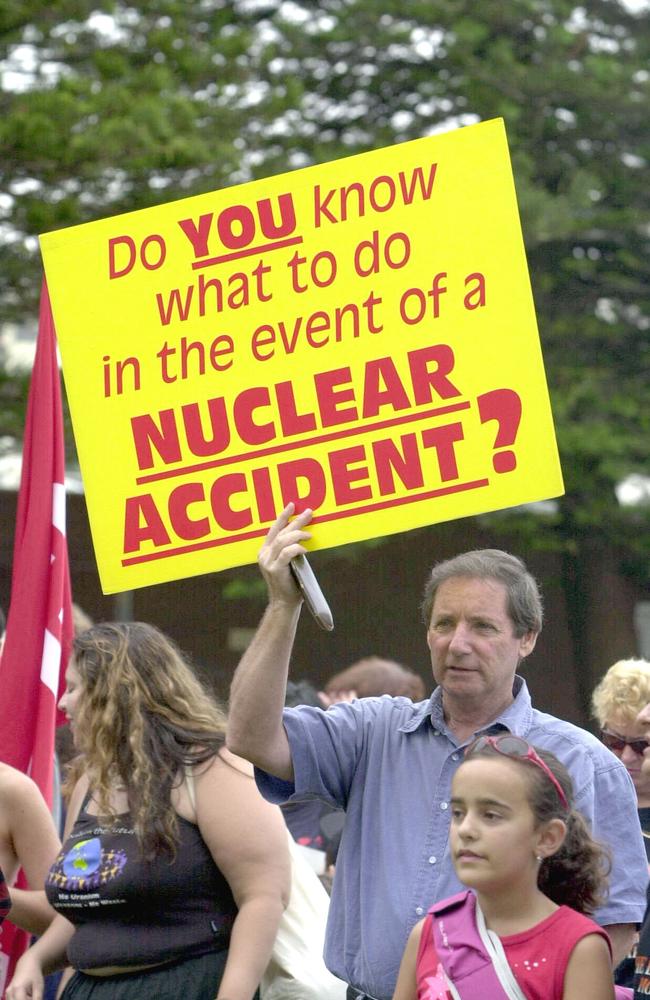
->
[399,674,533,740]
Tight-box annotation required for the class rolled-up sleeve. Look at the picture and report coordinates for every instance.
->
[583,758,648,926]
[255,701,368,809]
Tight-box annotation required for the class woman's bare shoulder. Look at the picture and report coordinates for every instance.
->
[0,763,41,803]
[216,746,254,777]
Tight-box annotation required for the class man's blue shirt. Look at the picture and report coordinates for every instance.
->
[256,675,648,1000]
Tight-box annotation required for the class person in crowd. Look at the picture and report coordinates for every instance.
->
[0,606,62,936]
[592,658,650,858]
[0,865,11,925]
[0,764,61,937]
[285,679,323,710]
[54,604,97,831]
[320,656,426,706]
[7,621,290,1000]
[592,658,650,989]
[70,605,94,636]
[227,504,647,1000]
[393,737,615,999]
[633,701,650,998]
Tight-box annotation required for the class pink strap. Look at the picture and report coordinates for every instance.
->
[429,891,510,999]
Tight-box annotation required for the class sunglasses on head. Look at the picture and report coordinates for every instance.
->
[600,730,650,757]
[465,734,569,810]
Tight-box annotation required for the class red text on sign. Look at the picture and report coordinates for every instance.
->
[130,344,461,471]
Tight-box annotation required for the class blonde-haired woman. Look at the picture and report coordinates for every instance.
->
[7,622,290,1000]
[592,657,650,849]
[592,657,650,991]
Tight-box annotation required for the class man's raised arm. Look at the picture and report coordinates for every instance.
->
[227,503,313,782]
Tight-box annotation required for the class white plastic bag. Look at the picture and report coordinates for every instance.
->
[260,832,346,1000]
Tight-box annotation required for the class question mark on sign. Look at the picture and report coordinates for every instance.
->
[477,388,522,473]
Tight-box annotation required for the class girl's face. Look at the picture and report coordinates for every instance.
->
[58,662,85,745]
[450,756,562,897]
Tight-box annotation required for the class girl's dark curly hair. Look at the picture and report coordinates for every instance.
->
[65,621,227,859]
[466,743,610,914]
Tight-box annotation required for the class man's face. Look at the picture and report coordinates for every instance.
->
[426,576,537,709]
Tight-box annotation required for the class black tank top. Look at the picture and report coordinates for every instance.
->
[46,793,237,969]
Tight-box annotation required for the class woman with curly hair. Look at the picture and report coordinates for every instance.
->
[592,658,650,854]
[592,658,650,991]
[393,736,617,1000]
[7,622,290,1000]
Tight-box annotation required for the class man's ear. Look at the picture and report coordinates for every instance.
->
[535,817,567,860]
[519,630,538,659]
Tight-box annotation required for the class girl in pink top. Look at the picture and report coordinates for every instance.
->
[393,736,617,1000]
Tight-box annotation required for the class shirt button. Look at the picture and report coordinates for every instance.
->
[428,856,437,865]
[451,753,460,761]
[416,906,424,916]
[440,801,448,810]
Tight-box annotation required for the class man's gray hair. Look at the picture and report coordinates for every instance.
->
[421,549,543,637]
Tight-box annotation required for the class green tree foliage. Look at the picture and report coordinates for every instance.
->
[1,1,649,607]
[0,0,277,455]
[0,0,280,320]
[252,2,650,543]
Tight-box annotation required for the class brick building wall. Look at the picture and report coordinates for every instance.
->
[0,489,644,728]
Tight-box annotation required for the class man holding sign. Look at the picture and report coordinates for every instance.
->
[227,504,646,1000]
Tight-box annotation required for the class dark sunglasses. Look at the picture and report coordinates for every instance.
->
[600,730,650,757]
[465,734,569,810]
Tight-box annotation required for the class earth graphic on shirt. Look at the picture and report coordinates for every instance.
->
[62,838,102,879]
[48,835,128,892]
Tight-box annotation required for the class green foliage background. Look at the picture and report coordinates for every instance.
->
[1,1,648,625]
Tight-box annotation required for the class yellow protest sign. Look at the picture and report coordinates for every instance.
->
[40,117,563,595]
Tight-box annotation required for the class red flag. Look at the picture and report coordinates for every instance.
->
[0,279,73,991]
